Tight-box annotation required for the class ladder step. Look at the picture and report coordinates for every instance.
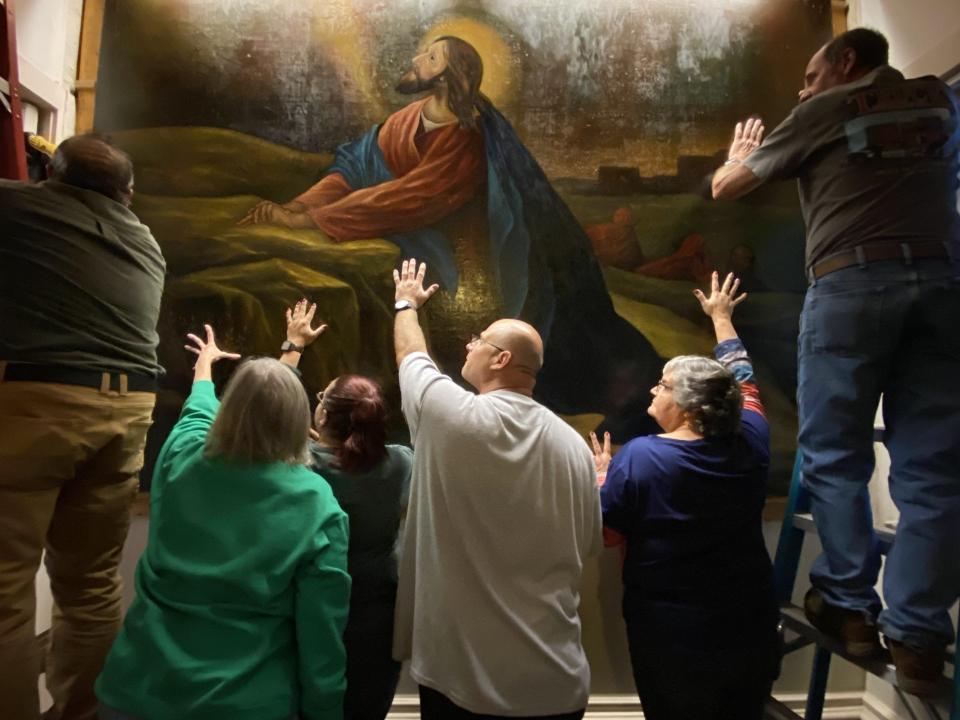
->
[792,513,896,552]
[779,604,955,704]
[763,696,804,720]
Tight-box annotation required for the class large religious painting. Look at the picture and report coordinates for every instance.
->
[95,0,832,494]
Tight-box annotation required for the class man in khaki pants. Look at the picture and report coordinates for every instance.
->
[0,134,165,720]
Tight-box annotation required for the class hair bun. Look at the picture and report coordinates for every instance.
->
[349,396,377,425]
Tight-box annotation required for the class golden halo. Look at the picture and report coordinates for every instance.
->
[421,16,518,107]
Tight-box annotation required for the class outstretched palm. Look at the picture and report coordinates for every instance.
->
[727,117,765,163]
[694,271,747,319]
[393,258,440,309]
[286,299,328,348]
[185,324,241,368]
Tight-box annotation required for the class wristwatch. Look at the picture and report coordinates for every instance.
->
[280,340,304,353]
[394,299,417,312]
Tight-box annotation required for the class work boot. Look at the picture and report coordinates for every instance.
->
[887,639,946,698]
[803,587,883,658]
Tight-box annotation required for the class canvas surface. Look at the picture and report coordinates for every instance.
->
[94,0,833,494]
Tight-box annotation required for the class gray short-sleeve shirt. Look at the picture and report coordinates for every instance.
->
[743,66,960,269]
[394,352,602,715]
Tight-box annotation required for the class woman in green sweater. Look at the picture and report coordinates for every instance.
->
[95,325,351,720]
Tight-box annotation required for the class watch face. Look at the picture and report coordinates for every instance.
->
[394,299,413,310]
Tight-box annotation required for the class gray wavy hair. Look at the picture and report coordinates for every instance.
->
[662,355,742,437]
[205,358,311,464]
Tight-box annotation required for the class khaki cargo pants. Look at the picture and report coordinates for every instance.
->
[0,368,155,720]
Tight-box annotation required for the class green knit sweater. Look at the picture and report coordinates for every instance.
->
[96,381,351,720]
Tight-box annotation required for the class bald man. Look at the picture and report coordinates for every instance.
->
[0,133,165,720]
[391,260,601,720]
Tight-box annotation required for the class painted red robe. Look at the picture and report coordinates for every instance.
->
[293,98,485,241]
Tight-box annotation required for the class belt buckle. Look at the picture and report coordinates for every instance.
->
[99,371,131,395]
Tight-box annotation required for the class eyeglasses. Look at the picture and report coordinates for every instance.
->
[654,380,673,393]
[316,390,326,405]
[469,334,506,353]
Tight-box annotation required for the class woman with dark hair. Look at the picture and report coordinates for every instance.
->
[283,301,413,720]
[592,272,779,720]
[96,325,350,720]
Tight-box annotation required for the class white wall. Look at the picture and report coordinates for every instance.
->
[15,0,83,140]
[17,1,84,710]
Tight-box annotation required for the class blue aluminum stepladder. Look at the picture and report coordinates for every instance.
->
[767,447,959,720]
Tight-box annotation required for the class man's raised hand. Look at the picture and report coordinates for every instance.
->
[393,258,440,309]
[726,117,765,164]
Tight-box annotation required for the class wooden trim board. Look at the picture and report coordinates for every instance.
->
[76,0,104,133]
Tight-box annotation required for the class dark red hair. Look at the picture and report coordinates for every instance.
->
[321,375,388,473]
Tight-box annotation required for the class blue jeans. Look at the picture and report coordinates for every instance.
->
[798,258,960,650]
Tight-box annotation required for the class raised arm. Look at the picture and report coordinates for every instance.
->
[694,271,764,416]
[156,325,241,476]
[185,324,242,383]
[279,299,328,369]
[694,271,746,344]
[711,117,765,200]
[393,258,439,366]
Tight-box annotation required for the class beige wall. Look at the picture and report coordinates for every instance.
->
[849,0,960,79]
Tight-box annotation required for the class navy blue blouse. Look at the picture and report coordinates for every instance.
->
[600,339,777,649]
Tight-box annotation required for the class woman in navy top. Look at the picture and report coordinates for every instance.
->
[594,272,779,720]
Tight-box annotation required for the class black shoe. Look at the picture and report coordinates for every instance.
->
[803,588,883,658]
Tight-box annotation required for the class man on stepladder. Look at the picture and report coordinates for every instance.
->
[711,28,960,696]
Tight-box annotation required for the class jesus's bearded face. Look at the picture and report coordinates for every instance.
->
[396,40,448,95]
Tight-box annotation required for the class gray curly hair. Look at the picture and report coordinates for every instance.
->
[661,355,742,437]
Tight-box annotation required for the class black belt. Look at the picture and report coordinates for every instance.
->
[811,241,951,280]
[1,363,157,393]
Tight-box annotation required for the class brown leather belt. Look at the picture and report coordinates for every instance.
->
[811,241,951,280]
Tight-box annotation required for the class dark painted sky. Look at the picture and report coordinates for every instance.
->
[96,0,831,177]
